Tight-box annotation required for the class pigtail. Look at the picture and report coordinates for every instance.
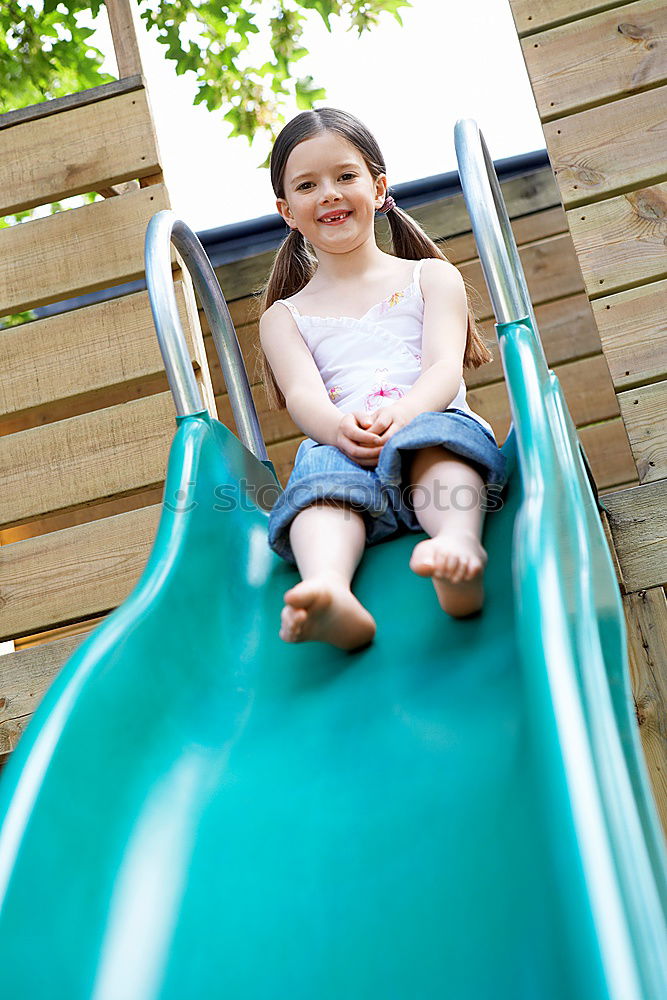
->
[253,229,316,410]
[386,205,493,369]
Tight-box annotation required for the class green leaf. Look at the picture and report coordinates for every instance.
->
[0,0,409,151]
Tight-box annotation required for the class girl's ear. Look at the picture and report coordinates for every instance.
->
[374,174,388,211]
[276,197,298,230]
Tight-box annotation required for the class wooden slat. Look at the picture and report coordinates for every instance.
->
[216,388,296,448]
[624,585,667,838]
[0,183,174,316]
[566,182,667,298]
[510,0,630,36]
[521,1,667,121]
[0,716,29,769]
[618,379,667,482]
[0,483,163,546]
[603,480,667,591]
[409,168,562,241]
[444,205,568,264]
[591,278,667,389]
[460,232,586,320]
[0,504,160,641]
[0,89,161,216]
[475,293,602,387]
[465,354,619,442]
[579,417,639,489]
[0,392,176,528]
[0,77,145,131]
[0,632,92,766]
[0,284,196,426]
[544,85,667,208]
[0,634,85,730]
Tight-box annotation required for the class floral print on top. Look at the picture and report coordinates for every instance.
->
[364,367,406,414]
[379,289,406,313]
[328,384,343,403]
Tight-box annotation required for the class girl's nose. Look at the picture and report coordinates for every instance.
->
[320,183,342,203]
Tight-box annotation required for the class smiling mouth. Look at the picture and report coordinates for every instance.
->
[319,211,352,224]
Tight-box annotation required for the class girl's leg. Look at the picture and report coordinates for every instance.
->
[280,499,376,650]
[405,445,488,618]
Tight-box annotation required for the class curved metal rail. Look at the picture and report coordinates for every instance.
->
[145,211,268,461]
[454,119,546,367]
[454,118,667,1000]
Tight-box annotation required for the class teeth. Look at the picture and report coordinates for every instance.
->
[323,213,349,222]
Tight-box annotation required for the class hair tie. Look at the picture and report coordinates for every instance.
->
[378,194,396,215]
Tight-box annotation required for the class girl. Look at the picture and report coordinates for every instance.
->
[256,108,508,651]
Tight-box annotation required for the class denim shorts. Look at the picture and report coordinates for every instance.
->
[267,408,509,567]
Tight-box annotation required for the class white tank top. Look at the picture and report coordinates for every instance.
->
[276,258,495,439]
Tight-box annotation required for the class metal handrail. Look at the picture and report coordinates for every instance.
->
[145,211,268,461]
[454,119,548,370]
[454,118,667,1000]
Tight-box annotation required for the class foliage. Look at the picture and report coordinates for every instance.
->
[1,1,411,147]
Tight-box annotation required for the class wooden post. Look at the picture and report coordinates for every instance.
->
[106,0,144,79]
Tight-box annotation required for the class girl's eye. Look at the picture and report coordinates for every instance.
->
[296,172,355,190]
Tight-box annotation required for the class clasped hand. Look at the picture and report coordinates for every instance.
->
[335,400,416,468]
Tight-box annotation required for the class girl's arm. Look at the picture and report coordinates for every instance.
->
[259,302,344,446]
[401,257,468,417]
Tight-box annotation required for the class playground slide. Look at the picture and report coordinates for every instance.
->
[1,119,667,997]
[0,391,665,999]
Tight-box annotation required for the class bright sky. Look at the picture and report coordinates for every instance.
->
[90,0,544,231]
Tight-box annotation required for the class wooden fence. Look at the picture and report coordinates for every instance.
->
[0,2,214,766]
[509,0,667,834]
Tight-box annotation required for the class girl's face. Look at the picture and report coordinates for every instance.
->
[276,131,387,253]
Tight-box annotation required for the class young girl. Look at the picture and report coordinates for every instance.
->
[256,108,508,651]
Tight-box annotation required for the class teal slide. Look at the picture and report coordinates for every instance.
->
[1,122,666,998]
[0,353,666,998]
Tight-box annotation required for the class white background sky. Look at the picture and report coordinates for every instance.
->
[92,0,545,231]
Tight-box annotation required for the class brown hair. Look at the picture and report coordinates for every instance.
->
[253,107,492,410]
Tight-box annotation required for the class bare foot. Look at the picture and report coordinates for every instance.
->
[409,531,488,618]
[280,572,376,650]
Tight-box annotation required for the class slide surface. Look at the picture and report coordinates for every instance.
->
[0,400,664,998]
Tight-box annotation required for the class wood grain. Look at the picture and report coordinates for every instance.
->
[618,379,667,482]
[106,0,144,78]
[0,504,160,641]
[624,584,667,840]
[0,392,176,528]
[579,417,638,489]
[460,232,586,320]
[0,183,174,317]
[510,0,630,36]
[0,634,86,728]
[0,89,160,216]
[0,77,144,131]
[566,183,667,297]
[444,205,568,265]
[603,480,667,591]
[591,278,667,389]
[521,1,667,121]
[0,284,196,426]
[544,85,667,207]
